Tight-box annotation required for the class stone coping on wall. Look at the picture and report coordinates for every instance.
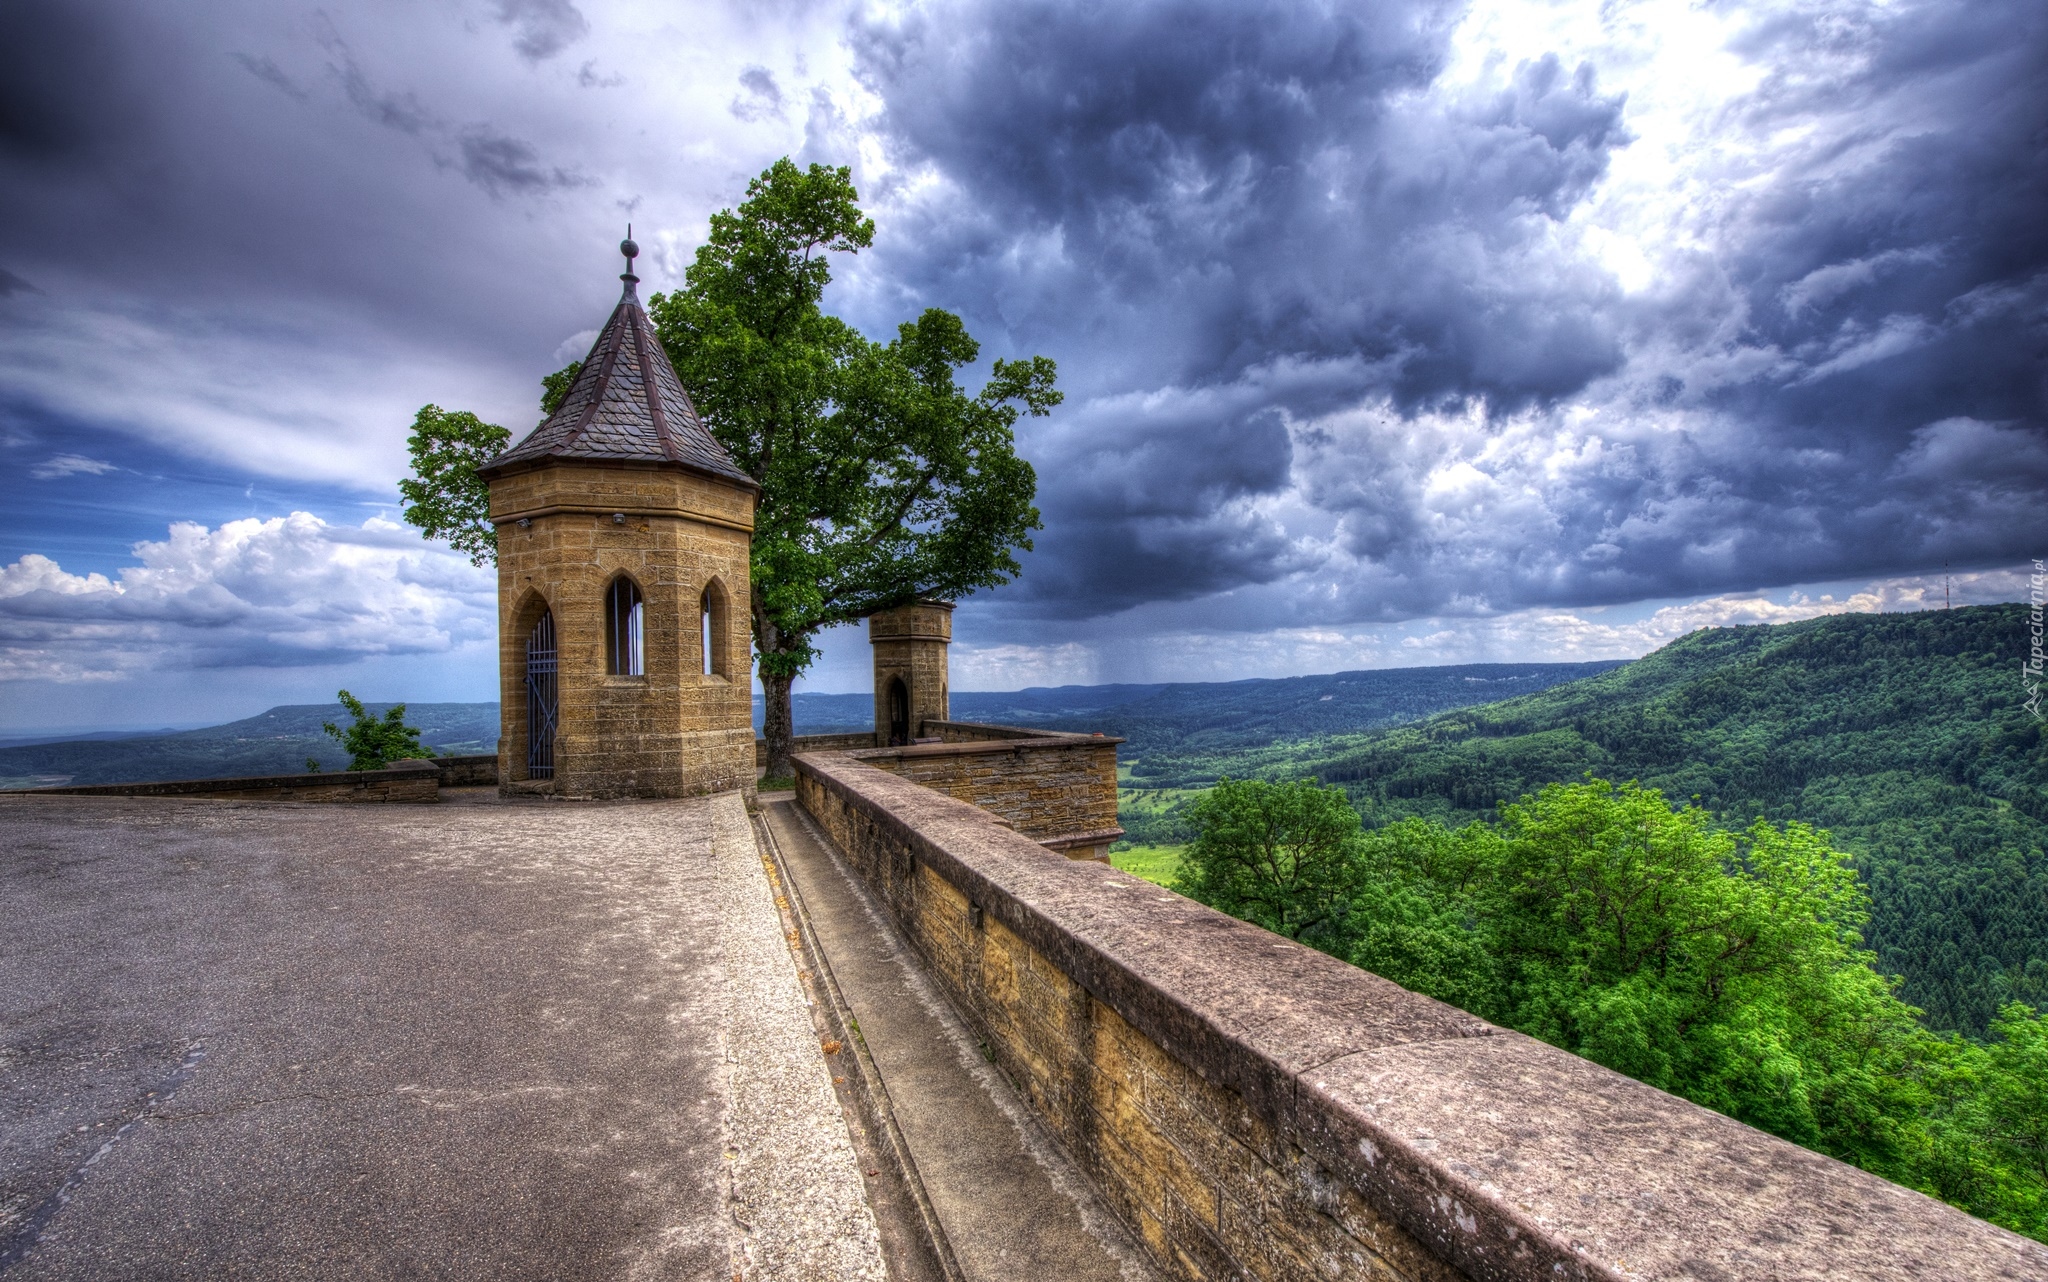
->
[849,733,1125,762]
[794,749,2048,1282]
[921,719,1098,743]
[754,733,879,767]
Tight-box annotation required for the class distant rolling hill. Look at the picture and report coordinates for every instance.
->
[0,703,503,789]
[1029,663,1626,758]
[0,661,1620,791]
[1134,604,2046,1036]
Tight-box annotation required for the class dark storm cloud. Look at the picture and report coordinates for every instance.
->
[456,127,592,196]
[856,0,1633,612]
[731,66,785,122]
[0,269,37,298]
[318,18,439,135]
[853,0,2048,624]
[1016,391,1301,614]
[231,52,310,102]
[492,0,590,63]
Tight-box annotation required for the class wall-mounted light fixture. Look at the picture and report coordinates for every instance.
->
[517,518,531,528]
[612,513,626,525]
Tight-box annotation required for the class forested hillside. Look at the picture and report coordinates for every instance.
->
[1039,662,1624,757]
[1128,605,2046,1035]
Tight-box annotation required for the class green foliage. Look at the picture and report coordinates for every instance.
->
[540,361,581,416]
[1147,606,2047,1035]
[321,690,435,771]
[1179,772,2048,1240]
[1175,778,1367,951]
[649,157,1053,774]
[396,405,512,567]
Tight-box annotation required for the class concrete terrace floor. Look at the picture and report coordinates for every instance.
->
[0,792,885,1281]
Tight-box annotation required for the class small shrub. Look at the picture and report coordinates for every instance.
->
[322,690,435,771]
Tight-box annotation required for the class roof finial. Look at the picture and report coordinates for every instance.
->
[619,224,639,297]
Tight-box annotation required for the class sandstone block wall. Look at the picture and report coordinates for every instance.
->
[433,755,500,787]
[847,732,1122,861]
[490,461,755,799]
[794,752,2048,1282]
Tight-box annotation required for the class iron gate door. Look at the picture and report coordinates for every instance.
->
[526,609,558,779]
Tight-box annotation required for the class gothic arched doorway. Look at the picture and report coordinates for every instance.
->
[526,609,558,779]
[887,677,910,747]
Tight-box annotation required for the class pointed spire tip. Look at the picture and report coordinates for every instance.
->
[619,224,640,297]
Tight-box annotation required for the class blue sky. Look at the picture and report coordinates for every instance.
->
[1,0,2042,733]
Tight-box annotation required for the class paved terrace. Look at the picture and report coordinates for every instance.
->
[0,793,907,1280]
[11,767,2048,1282]
[1,789,1152,1281]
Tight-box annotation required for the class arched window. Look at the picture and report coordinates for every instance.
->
[606,576,644,676]
[700,578,728,677]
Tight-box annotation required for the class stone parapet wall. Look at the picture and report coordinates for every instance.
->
[794,751,2047,1282]
[27,760,442,804]
[920,720,1059,743]
[754,733,879,768]
[434,755,500,787]
[845,732,1122,861]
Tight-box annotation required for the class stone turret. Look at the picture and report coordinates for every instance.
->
[870,601,954,746]
[478,235,758,799]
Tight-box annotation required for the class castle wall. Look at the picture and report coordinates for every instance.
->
[793,750,2046,1282]
[844,731,1123,861]
[490,462,754,799]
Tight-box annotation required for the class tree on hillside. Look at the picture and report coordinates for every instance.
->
[648,159,1054,779]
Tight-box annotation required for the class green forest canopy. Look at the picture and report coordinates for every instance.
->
[1123,604,2048,1038]
[1173,774,2048,1241]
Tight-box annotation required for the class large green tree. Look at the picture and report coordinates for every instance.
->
[397,406,510,568]
[648,159,1054,778]
[399,160,1054,779]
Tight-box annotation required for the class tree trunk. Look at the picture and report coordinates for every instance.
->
[760,668,797,782]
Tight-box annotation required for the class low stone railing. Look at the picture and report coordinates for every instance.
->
[794,750,2046,1282]
[754,732,878,767]
[921,719,1051,743]
[26,758,448,803]
[845,724,1122,860]
[432,754,500,787]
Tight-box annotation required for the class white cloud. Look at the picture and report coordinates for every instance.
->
[28,453,117,480]
[0,513,495,682]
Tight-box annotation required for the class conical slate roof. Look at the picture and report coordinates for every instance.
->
[482,265,754,489]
